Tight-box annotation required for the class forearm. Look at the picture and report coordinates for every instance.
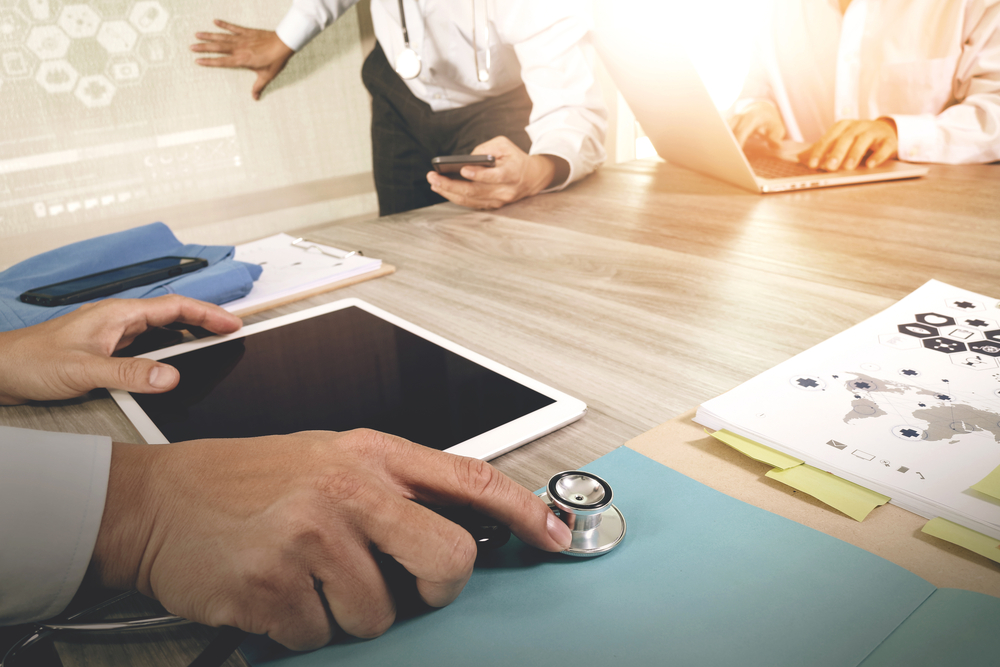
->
[891,95,1000,164]
[88,442,157,593]
[511,2,607,191]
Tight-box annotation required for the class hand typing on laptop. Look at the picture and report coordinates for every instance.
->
[797,118,899,171]
[730,103,898,172]
[728,99,786,151]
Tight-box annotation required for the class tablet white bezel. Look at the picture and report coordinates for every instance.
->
[110,298,587,461]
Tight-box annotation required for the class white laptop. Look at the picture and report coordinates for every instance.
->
[596,34,929,193]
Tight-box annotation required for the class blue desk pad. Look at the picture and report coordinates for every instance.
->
[242,447,1000,667]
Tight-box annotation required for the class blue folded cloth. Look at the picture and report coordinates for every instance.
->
[0,222,263,332]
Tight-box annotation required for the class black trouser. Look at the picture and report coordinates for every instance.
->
[361,43,533,216]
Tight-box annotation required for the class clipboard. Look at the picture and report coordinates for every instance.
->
[223,233,395,317]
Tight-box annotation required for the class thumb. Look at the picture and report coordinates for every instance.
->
[252,71,272,100]
[766,119,786,147]
[91,357,180,394]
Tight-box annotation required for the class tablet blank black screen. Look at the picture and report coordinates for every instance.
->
[131,306,555,449]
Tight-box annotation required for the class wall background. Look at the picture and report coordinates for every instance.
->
[0,0,377,268]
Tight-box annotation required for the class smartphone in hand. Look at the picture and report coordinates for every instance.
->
[431,154,496,178]
[20,256,209,307]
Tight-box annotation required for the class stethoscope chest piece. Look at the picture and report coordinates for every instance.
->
[540,470,626,557]
[394,47,421,80]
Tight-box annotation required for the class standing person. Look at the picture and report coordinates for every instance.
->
[728,0,1000,171]
[192,1,607,215]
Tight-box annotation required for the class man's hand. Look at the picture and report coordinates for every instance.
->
[0,296,242,404]
[728,100,786,149]
[799,119,898,171]
[426,136,567,210]
[93,430,574,650]
[191,20,295,101]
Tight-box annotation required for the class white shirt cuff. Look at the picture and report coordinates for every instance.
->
[276,7,324,52]
[0,427,112,624]
[889,113,939,163]
[531,129,606,192]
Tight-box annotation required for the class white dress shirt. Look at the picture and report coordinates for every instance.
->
[740,0,1000,164]
[0,426,111,624]
[277,0,607,188]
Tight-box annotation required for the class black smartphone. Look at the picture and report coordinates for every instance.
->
[20,256,209,307]
[431,154,496,177]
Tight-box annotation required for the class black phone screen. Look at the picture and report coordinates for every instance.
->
[20,256,207,306]
[39,258,196,297]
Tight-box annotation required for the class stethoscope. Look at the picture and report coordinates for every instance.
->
[394,0,492,82]
[1,470,624,665]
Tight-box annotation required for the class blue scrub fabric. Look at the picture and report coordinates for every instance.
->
[0,222,263,332]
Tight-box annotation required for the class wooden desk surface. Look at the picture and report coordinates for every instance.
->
[3,159,998,664]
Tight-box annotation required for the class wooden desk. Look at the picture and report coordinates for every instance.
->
[2,159,998,665]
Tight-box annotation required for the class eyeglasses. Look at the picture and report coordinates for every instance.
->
[1,591,244,667]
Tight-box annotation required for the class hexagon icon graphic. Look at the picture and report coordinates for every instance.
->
[74,73,115,106]
[96,19,137,53]
[1,9,31,46]
[985,330,1000,343]
[898,322,938,338]
[25,0,57,21]
[879,333,921,350]
[921,337,967,354]
[2,48,34,78]
[968,341,1000,358]
[105,54,142,84]
[951,353,998,370]
[59,4,100,39]
[915,313,956,328]
[27,26,71,63]
[36,59,78,92]
[135,32,173,66]
[129,1,168,33]
[945,298,983,312]
[961,317,997,330]
[941,327,982,342]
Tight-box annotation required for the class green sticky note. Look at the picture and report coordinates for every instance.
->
[921,517,1000,564]
[766,464,890,522]
[970,464,1000,502]
[709,429,803,470]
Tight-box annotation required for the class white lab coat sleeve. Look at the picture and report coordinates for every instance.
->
[0,426,112,625]
[276,0,362,51]
[890,1,1000,164]
[507,1,608,190]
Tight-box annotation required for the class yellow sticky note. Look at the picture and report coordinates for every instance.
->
[765,465,890,522]
[970,464,1000,502]
[922,518,1000,564]
[709,429,803,470]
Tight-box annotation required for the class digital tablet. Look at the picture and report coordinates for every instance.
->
[110,298,586,460]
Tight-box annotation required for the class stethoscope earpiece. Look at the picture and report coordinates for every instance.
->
[540,470,626,557]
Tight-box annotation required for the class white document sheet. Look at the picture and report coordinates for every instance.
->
[697,280,1000,539]
[223,233,382,314]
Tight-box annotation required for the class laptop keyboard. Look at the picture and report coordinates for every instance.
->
[749,155,820,179]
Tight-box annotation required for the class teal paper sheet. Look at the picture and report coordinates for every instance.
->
[860,588,1000,667]
[242,447,987,667]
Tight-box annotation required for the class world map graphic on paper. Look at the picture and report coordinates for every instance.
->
[834,372,1000,444]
